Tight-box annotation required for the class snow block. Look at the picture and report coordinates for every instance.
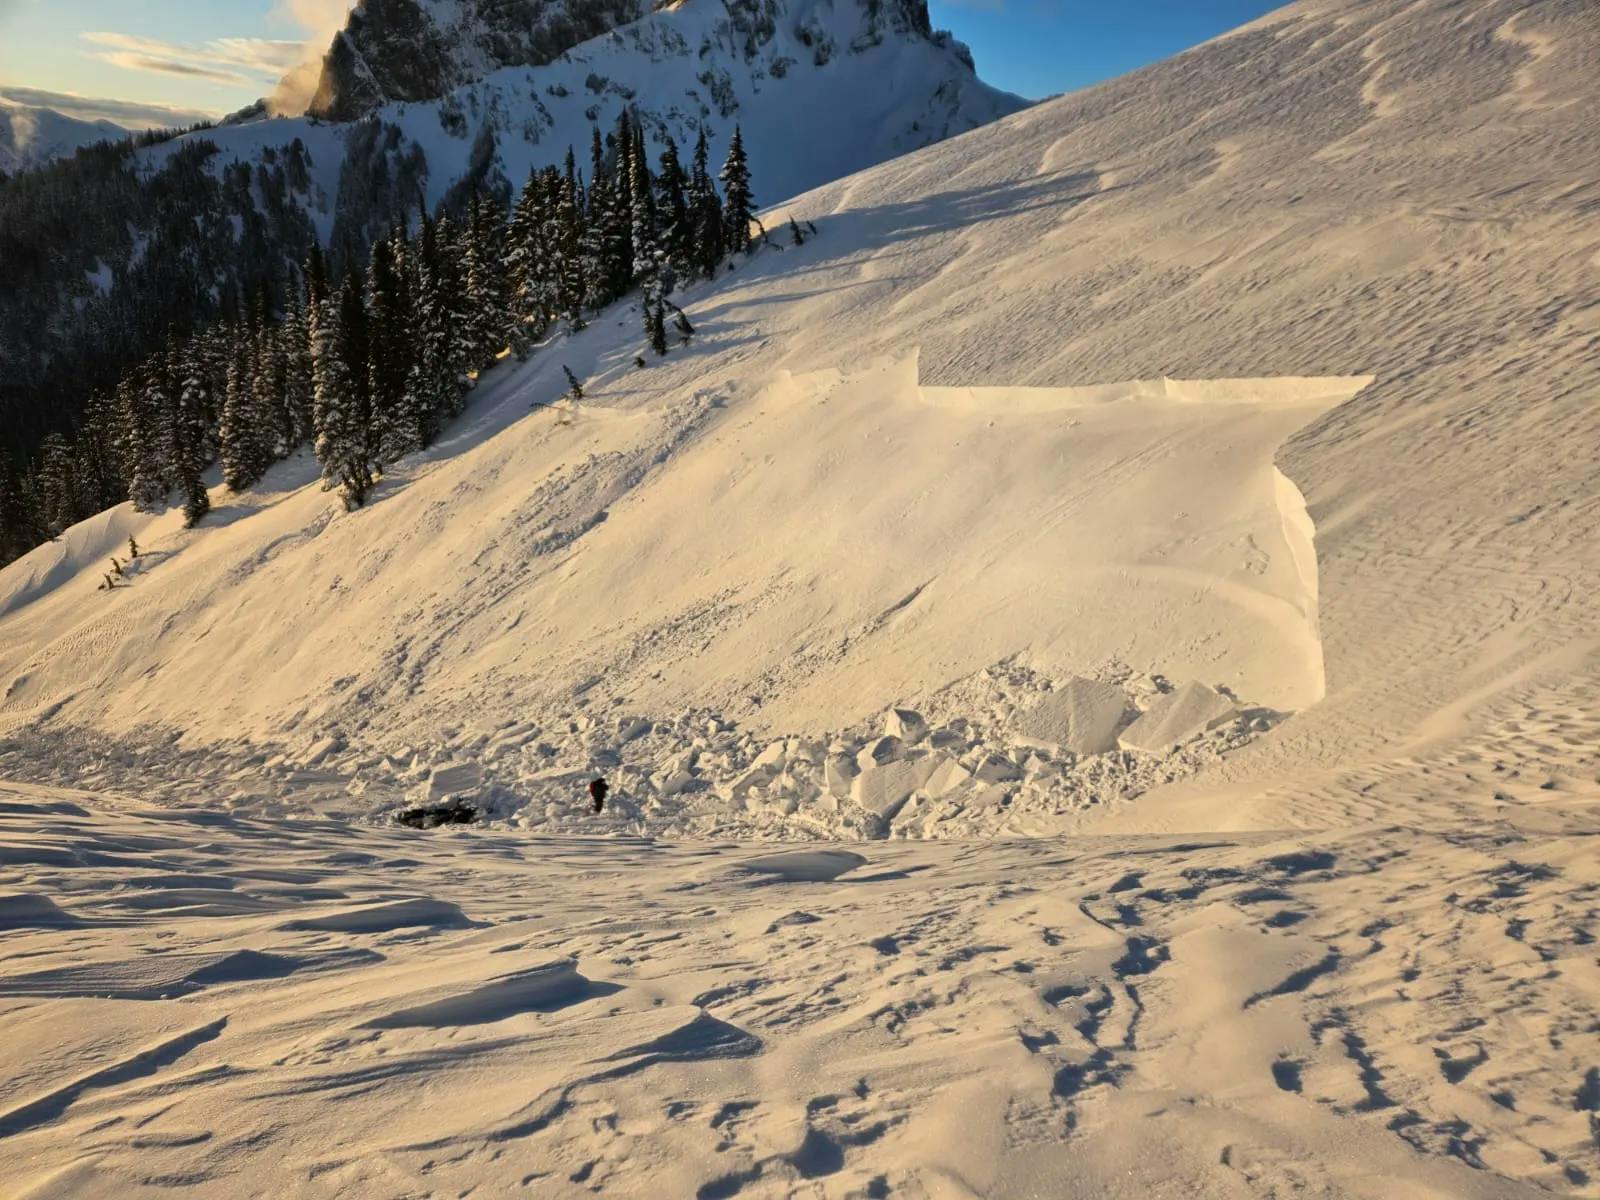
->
[921,755,971,799]
[739,849,867,882]
[422,761,484,801]
[823,756,857,799]
[851,757,937,822]
[1118,681,1236,754]
[883,709,928,743]
[1014,678,1129,755]
[972,752,1021,783]
[751,741,788,770]
[856,736,904,770]
[659,770,701,797]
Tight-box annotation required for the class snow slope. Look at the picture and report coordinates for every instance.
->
[2,0,1600,1192]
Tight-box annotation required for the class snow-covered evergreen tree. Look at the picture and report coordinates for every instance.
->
[507,166,549,342]
[170,339,213,527]
[311,270,379,509]
[689,128,725,279]
[281,290,316,450]
[365,233,414,460]
[120,363,170,514]
[219,352,270,491]
[463,192,513,370]
[629,131,669,354]
[655,136,692,290]
[720,125,754,255]
[35,434,76,537]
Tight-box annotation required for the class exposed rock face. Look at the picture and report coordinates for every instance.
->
[308,0,939,121]
[310,0,645,120]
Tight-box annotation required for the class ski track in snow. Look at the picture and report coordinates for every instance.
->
[1,0,1599,1193]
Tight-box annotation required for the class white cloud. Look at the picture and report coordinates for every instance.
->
[82,31,306,88]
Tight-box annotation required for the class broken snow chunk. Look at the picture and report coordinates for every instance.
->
[618,717,653,742]
[856,735,904,770]
[1014,678,1128,755]
[972,752,1021,783]
[1118,681,1236,754]
[823,755,858,798]
[921,754,971,799]
[302,735,343,766]
[421,761,484,801]
[883,708,927,743]
[751,741,788,771]
[659,770,702,797]
[851,757,935,822]
[789,739,826,763]
[968,783,1013,810]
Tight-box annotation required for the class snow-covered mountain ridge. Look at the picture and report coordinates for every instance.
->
[212,0,1025,223]
[307,0,948,122]
[0,100,124,175]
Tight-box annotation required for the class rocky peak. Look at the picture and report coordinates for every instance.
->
[308,0,941,121]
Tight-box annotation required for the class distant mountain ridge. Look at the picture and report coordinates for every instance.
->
[0,101,125,175]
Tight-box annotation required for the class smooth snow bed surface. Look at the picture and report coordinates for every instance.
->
[1,783,1596,1198]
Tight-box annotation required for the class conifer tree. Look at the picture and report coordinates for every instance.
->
[689,128,725,279]
[655,136,692,288]
[120,363,170,514]
[219,353,269,490]
[281,290,316,449]
[170,338,212,527]
[312,273,377,508]
[463,192,513,369]
[0,463,46,560]
[629,133,668,353]
[507,166,548,343]
[365,233,415,459]
[554,169,587,330]
[582,127,616,306]
[409,210,455,442]
[720,126,754,255]
[35,434,76,537]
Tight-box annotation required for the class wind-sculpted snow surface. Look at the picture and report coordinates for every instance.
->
[1,783,1596,1196]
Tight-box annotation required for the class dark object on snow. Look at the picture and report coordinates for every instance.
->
[395,800,478,829]
[588,777,609,814]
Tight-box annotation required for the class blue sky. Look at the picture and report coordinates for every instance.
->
[0,0,1288,127]
[930,0,1286,99]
